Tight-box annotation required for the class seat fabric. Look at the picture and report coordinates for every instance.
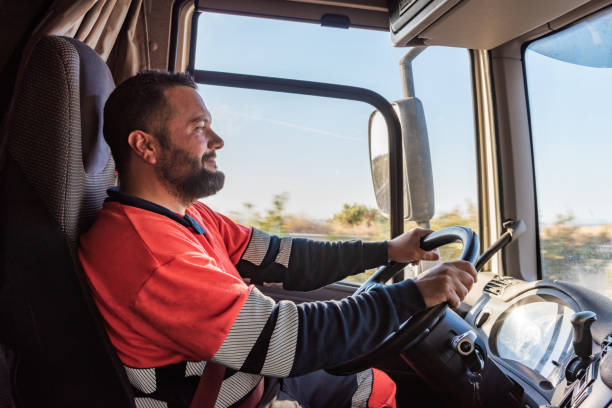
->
[0,36,134,407]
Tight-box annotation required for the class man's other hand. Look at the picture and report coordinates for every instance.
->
[387,228,440,265]
[414,261,477,308]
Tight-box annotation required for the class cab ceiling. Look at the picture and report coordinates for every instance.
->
[196,0,599,49]
[418,0,593,49]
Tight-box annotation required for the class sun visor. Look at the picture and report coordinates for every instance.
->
[393,0,593,49]
[389,0,462,46]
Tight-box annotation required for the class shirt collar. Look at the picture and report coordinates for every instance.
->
[105,188,206,235]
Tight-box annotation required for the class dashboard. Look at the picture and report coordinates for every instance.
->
[493,298,573,384]
[461,273,612,407]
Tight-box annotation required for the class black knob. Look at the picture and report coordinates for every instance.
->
[571,311,597,359]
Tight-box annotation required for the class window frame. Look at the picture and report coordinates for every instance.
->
[186,10,482,282]
[520,39,544,280]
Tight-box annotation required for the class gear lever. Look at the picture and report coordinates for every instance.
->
[571,311,597,360]
[565,311,597,383]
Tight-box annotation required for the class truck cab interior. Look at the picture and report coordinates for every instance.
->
[1,0,612,407]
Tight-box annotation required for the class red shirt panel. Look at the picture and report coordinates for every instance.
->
[79,201,252,368]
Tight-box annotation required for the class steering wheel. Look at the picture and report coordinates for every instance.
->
[326,226,480,376]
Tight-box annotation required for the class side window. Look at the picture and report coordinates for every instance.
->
[194,13,478,283]
[525,7,612,296]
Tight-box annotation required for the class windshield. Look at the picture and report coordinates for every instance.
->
[194,13,479,281]
[525,6,612,297]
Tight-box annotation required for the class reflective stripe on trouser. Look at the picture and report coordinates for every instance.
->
[259,368,396,408]
[368,368,396,408]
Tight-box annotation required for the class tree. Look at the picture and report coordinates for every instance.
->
[230,193,290,235]
[248,192,289,234]
[262,192,289,234]
[331,203,383,226]
[327,203,388,241]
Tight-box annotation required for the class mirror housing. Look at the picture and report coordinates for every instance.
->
[369,97,434,222]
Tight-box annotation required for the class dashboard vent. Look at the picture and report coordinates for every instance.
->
[483,276,518,296]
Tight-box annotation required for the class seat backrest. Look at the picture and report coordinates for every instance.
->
[0,36,134,407]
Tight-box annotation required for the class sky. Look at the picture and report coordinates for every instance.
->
[525,49,612,226]
[193,11,612,227]
[194,12,476,221]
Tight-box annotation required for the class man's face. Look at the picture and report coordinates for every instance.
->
[155,86,225,203]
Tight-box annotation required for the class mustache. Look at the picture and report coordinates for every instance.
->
[202,151,216,161]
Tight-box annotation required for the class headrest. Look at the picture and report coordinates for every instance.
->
[7,36,116,243]
[67,37,115,174]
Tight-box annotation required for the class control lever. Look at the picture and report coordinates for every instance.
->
[565,311,597,383]
[474,219,526,272]
[571,311,597,359]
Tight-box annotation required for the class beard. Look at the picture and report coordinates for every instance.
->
[156,143,225,203]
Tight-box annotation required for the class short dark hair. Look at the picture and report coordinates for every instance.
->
[103,70,196,174]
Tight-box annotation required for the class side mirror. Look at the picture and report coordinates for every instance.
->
[369,97,434,222]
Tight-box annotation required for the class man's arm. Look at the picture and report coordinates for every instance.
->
[205,204,384,290]
[236,228,439,291]
[236,228,387,291]
[212,260,476,377]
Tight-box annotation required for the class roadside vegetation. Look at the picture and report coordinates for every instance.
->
[227,193,612,291]
[540,215,612,296]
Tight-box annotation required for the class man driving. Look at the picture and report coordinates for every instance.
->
[79,71,477,408]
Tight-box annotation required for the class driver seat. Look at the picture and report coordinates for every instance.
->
[0,36,134,407]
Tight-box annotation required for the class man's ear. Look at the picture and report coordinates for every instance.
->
[127,130,160,165]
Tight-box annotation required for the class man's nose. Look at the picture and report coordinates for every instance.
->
[207,129,224,150]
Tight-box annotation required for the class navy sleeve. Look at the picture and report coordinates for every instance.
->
[236,228,388,291]
[290,278,425,375]
[211,278,426,378]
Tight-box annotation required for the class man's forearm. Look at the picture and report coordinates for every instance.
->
[236,228,388,291]
[211,279,425,377]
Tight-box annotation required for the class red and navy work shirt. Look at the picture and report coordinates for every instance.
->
[79,189,425,407]
[79,191,253,367]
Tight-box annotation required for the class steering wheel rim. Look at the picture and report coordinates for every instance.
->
[326,226,479,376]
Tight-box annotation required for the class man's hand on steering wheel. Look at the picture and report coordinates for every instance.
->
[387,228,477,309]
[327,226,480,375]
[387,228,440,265]
[414,261,477,308]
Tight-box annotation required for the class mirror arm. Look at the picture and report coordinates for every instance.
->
[400,46,426,98]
